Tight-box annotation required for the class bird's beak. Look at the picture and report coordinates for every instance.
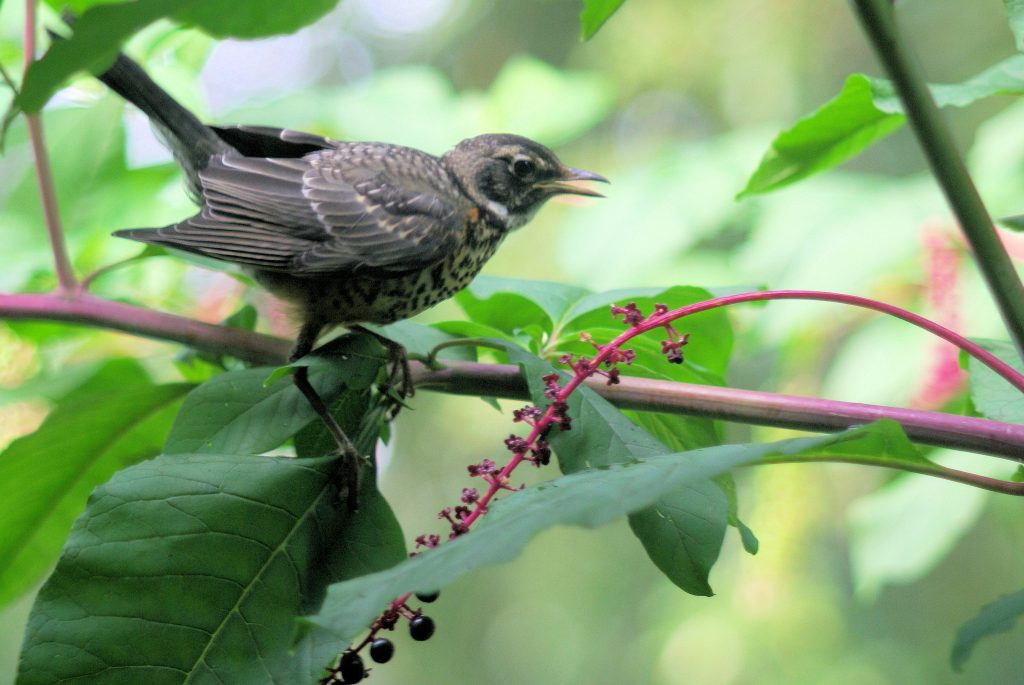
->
[538,166,610,198]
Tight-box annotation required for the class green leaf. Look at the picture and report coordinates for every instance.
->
[18,0,342,115]
[166,335,385,455]
[952,589,1024,671]
[742,54,1024,197]
[556,285,733,377]
[17,0,198,114]
[997,213,1024,231]
[309,428,886,643]
[508,346,728,595]
[262,333,386,386]
[1007,0,1024,52]
[759,419,926,466]
[966,338,1024,423]
[16,451,401,685]
[0,359,191,608]
[580,0,627,40]
[738,75,906,198]
[223,304,258,331]
[362,319,473,361]
[457,275,591,337]
[172,0,339,38]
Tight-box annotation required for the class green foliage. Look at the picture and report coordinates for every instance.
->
[308,427,889,644]
[166,334,384,455]
[739,75,905,198]
[509,345,730,595]
[0,359,191,608]
[742,55,1024,197]
[4,0,1024,681]
[17,452,403,685]
[580,0,627,40]
[18,0,342,115]
[951,589,1024,671]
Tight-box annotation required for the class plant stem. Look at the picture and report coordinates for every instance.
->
[3,289,1024,457]
[23,0,77,292]
[0,292,289,364]
[851,0,1024,359]
[414,362,1024,460]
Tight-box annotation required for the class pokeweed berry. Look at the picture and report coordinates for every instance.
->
[409,615,436,641]
[416,590,440,603]
[369,638,394,664]
[338,651,365,683]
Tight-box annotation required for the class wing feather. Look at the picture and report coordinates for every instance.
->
[114,142,468,275]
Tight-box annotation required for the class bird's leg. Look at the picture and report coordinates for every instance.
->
[291,321,361,511]
[350,325,414,415]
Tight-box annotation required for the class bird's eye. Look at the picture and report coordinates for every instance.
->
[512,157,536,179]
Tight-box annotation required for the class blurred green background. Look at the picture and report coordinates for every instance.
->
[1,0,1022,682]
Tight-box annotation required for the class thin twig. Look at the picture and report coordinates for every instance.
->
[23,0,77,292]
[851,0,1024,360]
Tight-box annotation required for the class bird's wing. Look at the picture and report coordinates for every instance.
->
[114,144,466,276]
[293,144,465,275]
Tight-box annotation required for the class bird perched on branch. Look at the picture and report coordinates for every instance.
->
[100,53,606,357]
[95,48,607,501]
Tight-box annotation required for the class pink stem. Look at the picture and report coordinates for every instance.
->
[23,0,77,293]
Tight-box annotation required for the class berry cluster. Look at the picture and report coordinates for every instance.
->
[320,591,439,683]
[328,302,689,681]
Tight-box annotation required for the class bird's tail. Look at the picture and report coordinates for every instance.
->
[97,52,228,193]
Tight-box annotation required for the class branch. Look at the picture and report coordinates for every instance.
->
[851,0,1024,359]
[3,290,1023,460]
[24,0,77,292]
[0,292,289,364]
[412,362,1024,460]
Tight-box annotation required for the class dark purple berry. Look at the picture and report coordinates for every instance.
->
[369,638,394,664]
[409,615,435,641]
[415,590,440,603]
[339,651,364,683]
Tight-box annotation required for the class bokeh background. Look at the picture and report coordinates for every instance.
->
[2,0,1023,682]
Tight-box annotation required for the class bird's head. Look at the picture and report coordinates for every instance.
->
[442,134,608,229]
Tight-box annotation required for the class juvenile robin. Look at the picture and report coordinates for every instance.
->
[98,50,607,500]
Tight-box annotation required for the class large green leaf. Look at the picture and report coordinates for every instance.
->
[456,276,591,337]
[580,0,627,40]
[508,346,728,595]
[165,335,385,455]
[738,75,905,198]
[952,589,1024,671]
[18,0,341,115]
[458,279,732,379]
[741,55,1024,197]
[16,451,403,685]
[555,285,733,377]
[0,359,191,608]
[965,338,1024,423]
[308,427,888,644]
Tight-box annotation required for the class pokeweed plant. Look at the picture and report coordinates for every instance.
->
[0,0,1022,683]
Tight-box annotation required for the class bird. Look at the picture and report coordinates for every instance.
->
[96,49,607,502]
[100,52,607,355]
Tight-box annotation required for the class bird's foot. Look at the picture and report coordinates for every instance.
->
[351,327,414,415]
